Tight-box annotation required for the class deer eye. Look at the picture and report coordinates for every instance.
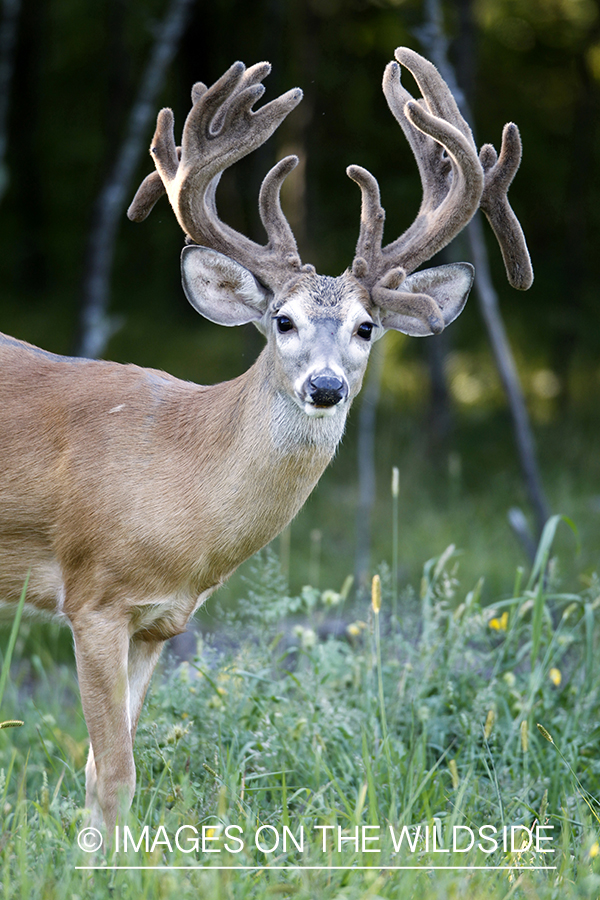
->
[356,322,374,341]
[276,315,294,333]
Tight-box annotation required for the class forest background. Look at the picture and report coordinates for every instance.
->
[0,0,598,614]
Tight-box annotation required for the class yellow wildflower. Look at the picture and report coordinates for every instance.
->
[549,667,562,686]
[489,611,509,631]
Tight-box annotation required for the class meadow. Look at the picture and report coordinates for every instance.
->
[1,446,600,899]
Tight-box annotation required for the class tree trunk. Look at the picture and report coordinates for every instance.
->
[418,0,550,539]
[354,346,385,588]
[0,0,20,201]
[75,0,195,359]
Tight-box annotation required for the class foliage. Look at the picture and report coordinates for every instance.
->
[1,524,600,897]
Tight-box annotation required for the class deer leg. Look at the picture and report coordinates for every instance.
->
[81,637,163,829]
[71,610,134,834]
[127,636,164,743]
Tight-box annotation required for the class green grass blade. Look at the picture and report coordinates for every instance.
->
[526,515,578,592]
[0,573,29,712]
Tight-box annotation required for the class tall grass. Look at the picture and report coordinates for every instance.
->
[0,522,599,898]
[0,575,27,728]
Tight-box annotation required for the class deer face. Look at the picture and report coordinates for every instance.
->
[181,247,376,420]
[268,271,375,418]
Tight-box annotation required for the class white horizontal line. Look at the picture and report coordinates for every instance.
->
[76,865,558,871]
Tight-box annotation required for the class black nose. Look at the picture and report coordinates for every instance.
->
[308,374,347,407]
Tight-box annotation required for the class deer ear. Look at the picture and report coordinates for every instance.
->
[181,246,270,326]
[377,262,474,336]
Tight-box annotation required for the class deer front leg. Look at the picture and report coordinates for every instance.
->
[78,629,164,833]
[85,636,164,827]
[71,610,134,834]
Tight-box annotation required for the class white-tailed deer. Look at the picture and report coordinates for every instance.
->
[0,48,532,833]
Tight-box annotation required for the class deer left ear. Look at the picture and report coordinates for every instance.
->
[375,262,474,337]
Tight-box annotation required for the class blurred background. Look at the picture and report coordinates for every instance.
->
[0,0,598,615]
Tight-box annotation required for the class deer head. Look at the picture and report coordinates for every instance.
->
[128,50,532,423]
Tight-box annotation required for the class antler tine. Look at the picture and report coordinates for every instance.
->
[127,109,179,222]
[206,63,265,134]
[180,61,266,162]
[127,169,167,222]
[346,165,387,279]
[479,123,534,290]
[394,47,473,142]
[258,156,302,266]
[128,61,305,290]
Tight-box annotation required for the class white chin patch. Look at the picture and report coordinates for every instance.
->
[303,402,339,418]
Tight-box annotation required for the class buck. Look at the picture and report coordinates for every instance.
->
[0,47,532,834]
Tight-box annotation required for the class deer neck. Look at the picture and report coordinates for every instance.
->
[182,347,348,586]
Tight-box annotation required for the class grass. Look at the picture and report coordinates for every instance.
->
[1,512,600,897]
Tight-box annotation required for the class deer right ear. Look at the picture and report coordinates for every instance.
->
[181,246,271,326]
